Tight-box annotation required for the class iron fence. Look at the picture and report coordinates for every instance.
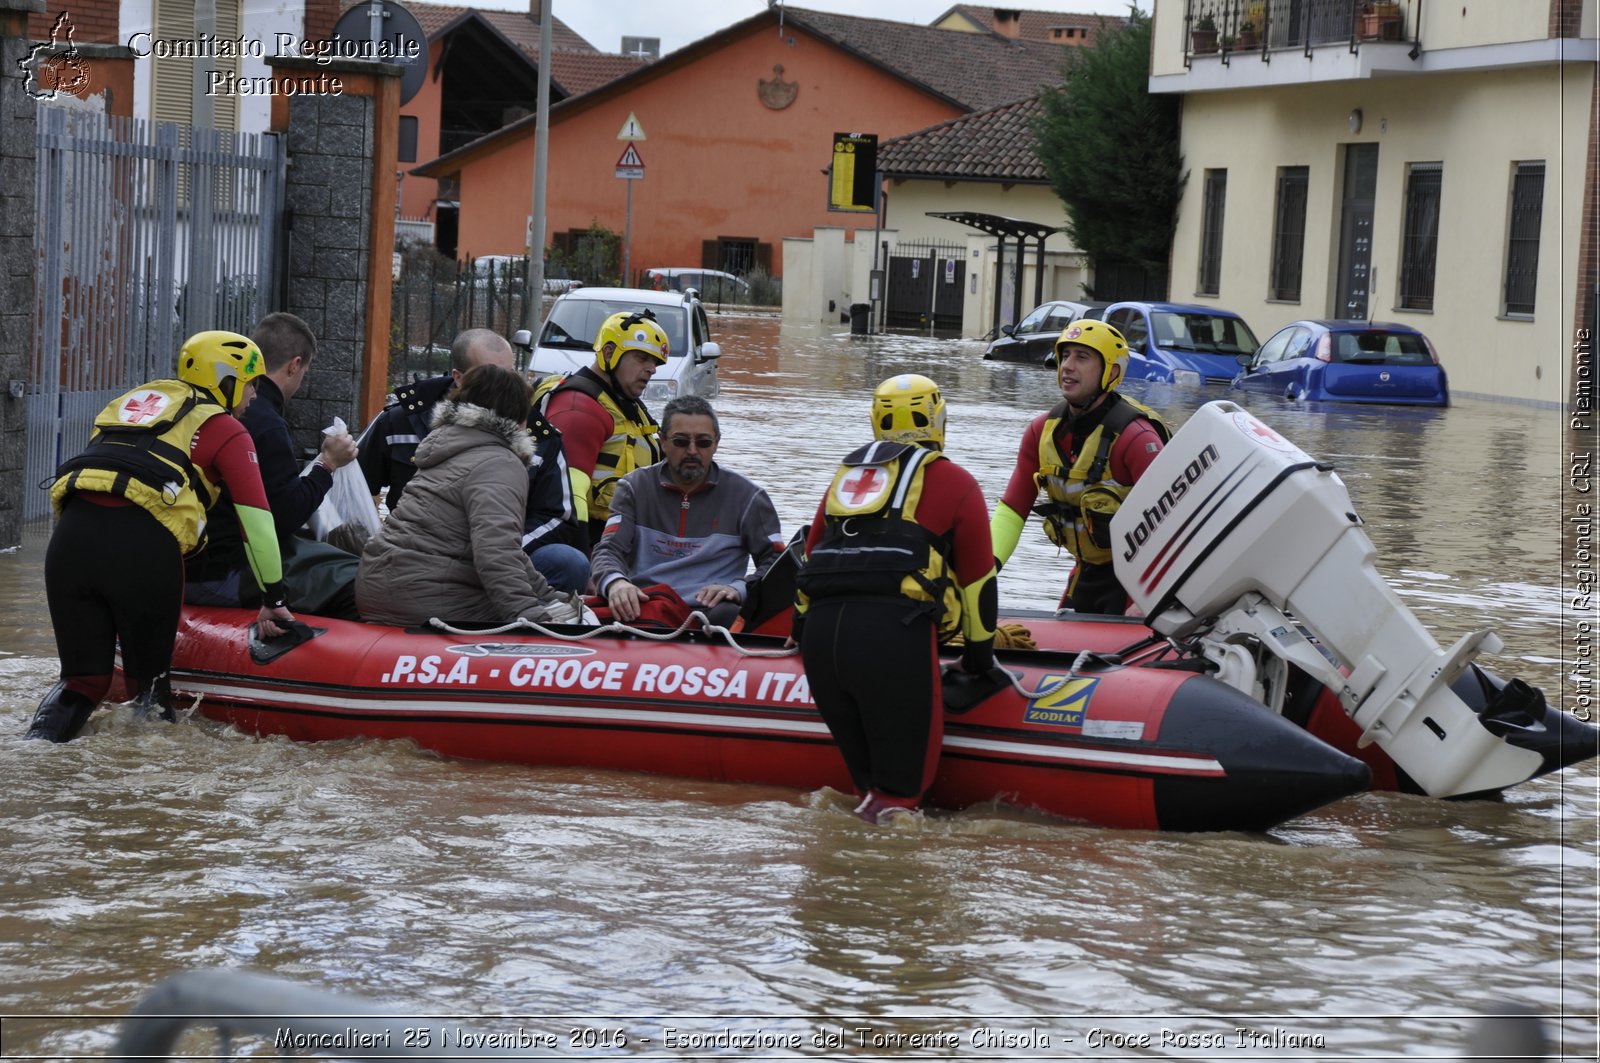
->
[26,108,283,521]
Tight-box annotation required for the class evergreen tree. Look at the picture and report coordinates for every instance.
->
[1033,9,1185,296]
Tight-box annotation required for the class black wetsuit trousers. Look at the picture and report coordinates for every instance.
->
[800,598,942,801]
[1063,560,1130,615]
[46,498,183,702]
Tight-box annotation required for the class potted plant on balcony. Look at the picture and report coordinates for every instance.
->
[1358,1,1402,41]
[1191,12,1219,54]
[1236,19,1259,48]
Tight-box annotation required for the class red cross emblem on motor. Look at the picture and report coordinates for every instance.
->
[1231,409,1298,454]
[836,465,888,508]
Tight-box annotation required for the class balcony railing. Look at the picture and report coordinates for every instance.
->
[1183,0,1412,65]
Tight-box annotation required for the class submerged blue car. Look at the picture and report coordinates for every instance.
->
[1231,319,1449,406]
[1076,301,1259,384]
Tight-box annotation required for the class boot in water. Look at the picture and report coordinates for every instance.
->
[25,683,98,742]
[131,674,176,723]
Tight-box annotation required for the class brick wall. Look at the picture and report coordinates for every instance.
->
[1549,0,1584,37]
[28,0,116,45]
[303,0,341,46]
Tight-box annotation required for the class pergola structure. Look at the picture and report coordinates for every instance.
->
[926,211,1063,335]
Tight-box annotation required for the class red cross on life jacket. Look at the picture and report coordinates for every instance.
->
[122,392,167,424]
[839,466,885,505]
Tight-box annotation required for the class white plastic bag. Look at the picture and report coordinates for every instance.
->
[304,417,381,543]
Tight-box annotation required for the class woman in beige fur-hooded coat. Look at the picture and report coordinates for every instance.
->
[357,364,566,626]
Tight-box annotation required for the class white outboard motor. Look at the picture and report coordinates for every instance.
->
[1111,400,1542,797]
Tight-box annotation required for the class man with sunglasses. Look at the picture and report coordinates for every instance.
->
[591,395,785,627]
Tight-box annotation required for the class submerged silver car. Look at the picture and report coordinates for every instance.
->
[516,286,722,405]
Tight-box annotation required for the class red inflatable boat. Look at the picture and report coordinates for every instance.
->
[158,403,1596,831]
[165,605,1374,832]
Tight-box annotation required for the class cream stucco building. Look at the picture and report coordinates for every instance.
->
[1151,0,1595,405]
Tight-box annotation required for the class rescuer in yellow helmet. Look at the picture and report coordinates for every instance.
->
[793,373,999,825]
[990,320,1170,614]
[533,309,668,543]
[27,330,297,743]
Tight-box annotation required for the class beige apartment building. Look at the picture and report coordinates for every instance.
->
[1151,0,1595,404]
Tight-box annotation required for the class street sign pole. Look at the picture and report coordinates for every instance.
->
[614,138,645,287]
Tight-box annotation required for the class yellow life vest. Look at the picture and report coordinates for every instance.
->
[796,440,962,639]
[49,380,227,554]
[534,369,662,526]
[1033,395,1169,566]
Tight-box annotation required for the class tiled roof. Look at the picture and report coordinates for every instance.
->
[783,7,1067,112]
[549,50,652,97]
[939,5,1126,43]
[407,2,598,54]
[878,94,1049,182]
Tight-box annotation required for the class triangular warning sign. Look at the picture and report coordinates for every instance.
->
[617,144,644,168]
[616,112,646,140]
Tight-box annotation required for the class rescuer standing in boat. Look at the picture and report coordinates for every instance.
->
[533,311,665,545]
[991,321,1169,614]
[793,374,998,825]
[26,331,296,742]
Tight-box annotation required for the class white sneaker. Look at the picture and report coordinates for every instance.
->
[536,592,594,626]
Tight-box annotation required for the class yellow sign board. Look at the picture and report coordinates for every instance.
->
[829,132,878,213]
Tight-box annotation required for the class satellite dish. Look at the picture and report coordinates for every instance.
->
[330,0,427,106]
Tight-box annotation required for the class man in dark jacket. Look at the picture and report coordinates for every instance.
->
[184,312,359,611]
[362,328,589,592]
[357,328,512,516]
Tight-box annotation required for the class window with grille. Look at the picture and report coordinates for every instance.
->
[1502,162,1544,317]
[1197,169,1226,297]
[1398,163,1442,311]
[1269,167,1308,302]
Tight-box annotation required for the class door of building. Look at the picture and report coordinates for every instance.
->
[1335,143,1379,320]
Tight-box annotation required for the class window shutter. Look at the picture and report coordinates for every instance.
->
[701,240,718,269]
[152,0,242,131]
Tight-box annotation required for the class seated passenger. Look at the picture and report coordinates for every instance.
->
[355,364,581,628]
[591,395,786,628]
[520,400,592,593]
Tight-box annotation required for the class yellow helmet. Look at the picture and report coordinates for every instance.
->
[178,330,265,408]
[871,373,946,449]
[593,310,670,371]
[1055,320,1129,392]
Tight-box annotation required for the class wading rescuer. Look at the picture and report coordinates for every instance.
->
[534,310,666,544]
[793,374,998,825]
[26,331,296,742]
[991,321,1169,614]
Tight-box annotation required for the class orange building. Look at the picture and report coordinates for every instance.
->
[398,2,648,249]
[414,6,1068,279]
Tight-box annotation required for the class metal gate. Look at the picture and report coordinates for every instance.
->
[25,107,285,521]
[885,241,965,331]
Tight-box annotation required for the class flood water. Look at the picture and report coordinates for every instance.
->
[0,313,1594,1060]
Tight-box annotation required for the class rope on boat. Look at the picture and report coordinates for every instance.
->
[993,632,1187,701]
[423,610,799,659]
